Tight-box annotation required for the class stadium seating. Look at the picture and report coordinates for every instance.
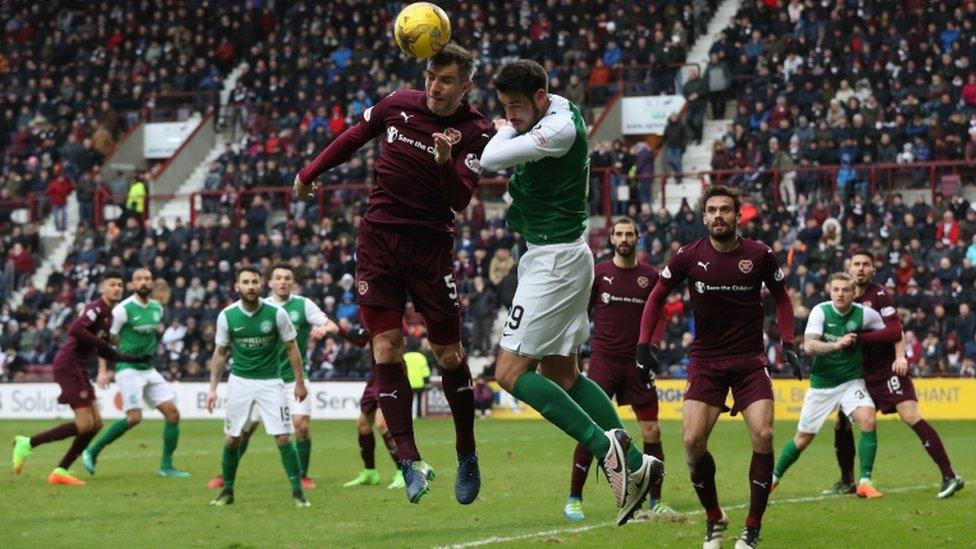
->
[2,0,975,383]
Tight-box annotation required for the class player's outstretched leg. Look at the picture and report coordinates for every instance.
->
[84,415,137,475]
[899,401,964,498]
[157,403,189,478]
[565,443,592,521]
[13,422,79,474]
[498,355,657,524]
[51,406,102,485]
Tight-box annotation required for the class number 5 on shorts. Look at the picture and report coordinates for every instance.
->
[444,275,458,300]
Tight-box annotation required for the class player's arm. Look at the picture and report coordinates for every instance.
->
[892,333,909,375]
[294,98,389,195]
[432,129,490,211]
[276,308,308,402]
[306,299,370,346]
[205,345,229,413]
[636,259,686,382]
[760,250,803,377]
[857,305,902,344]
[96,304,127,387]
[480,112,575,171]
[68,306,140,362]
[206,311,231,413]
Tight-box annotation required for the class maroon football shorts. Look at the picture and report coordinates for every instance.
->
[684,353,773,415]
[865,373,918,414]
[53,366,96,408]
[360,374,380,415]
[355,220,461,344]
[587,353,658,419]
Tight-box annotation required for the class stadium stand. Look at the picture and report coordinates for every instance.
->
[2,0,975,385]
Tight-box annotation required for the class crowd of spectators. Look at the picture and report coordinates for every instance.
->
[656,1,976,200]
[3,1,976,383]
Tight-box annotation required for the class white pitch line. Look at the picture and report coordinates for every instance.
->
[436,484,936,548]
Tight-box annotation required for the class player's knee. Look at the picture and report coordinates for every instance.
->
[434,346,462,370]
[639,421,660,443]
[126,410,143,426]
[860,415,877,432]
[274,434,291,446]
[682,432,706,455]
[225,436,240,448]
[165,409,180,423]
[294,421,310,440]
[372,336,404,364]
[356,415,372,435]
[753,425,774,446]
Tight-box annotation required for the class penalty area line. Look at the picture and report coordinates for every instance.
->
[436,484,935,548]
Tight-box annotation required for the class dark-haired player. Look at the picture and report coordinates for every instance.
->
[637,185,801,549]
[294,43,491,504]
[205,267,309,507]
[12,270,151,485]
[824,251,964,498]
[482,59,662,527]
[564,217,676,521]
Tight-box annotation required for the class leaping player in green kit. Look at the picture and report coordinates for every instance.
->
[205,266,309,507]
[480,59,662,526]
[83,268,189,479]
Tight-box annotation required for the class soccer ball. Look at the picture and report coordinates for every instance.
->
[394,2,451,59]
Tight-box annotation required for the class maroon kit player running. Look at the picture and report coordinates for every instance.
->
[563,217,675,521]
[826,251,964,498]
[12,270,151,485]
[294,43,491,504]
[636,185,802,549]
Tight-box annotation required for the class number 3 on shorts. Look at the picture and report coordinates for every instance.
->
[444,275,458,301]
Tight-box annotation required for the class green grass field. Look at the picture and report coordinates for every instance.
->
[0,418,972,548]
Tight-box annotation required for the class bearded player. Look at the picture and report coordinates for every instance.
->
[824,251,964,498]
[295,43,491,504]
[12,270,150,485]
[637,185,802,549]
[563,217,676,521]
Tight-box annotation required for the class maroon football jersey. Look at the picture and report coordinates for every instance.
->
[855,282,902,382]
[358,90,491,232]
[52,298,114,371]
[658,237,788,360]
[589,260,659,359]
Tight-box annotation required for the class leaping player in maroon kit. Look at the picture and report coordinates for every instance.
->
[294,43,491,505]
[824,251,964,498]
[12,270,152,485]
[563,217,677,521]
[636,186,803,549]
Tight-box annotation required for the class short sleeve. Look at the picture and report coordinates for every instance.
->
[304,297,328,327]
[805,305,826,336]
[110,305,127,336]
[276,308,298,342]
[862,307,886,330]
[215,311,230,347]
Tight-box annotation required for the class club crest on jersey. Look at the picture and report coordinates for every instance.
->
[386,126,398,143]
[358,280,369,295]
[443,127,462,145]
[846,321,858,332]
[601,292,611,304]
[738,259,754,274]
[637,276,649,288]
[289,310,300,322]
[260,320,273,334]
[695,280,706,294]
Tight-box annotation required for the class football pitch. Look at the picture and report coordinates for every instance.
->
[1,418,971,548]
